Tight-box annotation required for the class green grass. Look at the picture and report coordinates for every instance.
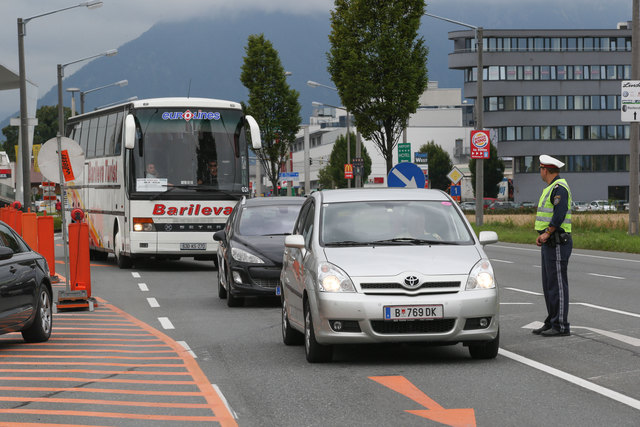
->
[470,215,640,254]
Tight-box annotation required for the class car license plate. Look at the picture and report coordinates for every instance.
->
[180,243,206,250]
[383,304,443,320]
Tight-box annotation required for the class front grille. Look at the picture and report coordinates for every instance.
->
[156,223,224,232]
[360,281,461,290]
[371,319,456,334]
[252,278,280,289]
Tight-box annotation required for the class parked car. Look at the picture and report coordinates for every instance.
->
[0,221,52,342]
[280,188,500,363]
[519,201,535,209]
[459,201,476,211]
[213,196,305,307]
[588,200,615,211]
[488,201,517,210]
[571,201,589,212]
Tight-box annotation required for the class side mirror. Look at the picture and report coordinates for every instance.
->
[0,246,14,260]
[245,115,262,150]
[478,231,498,246]
[284,234,305,249]
[213,230,226,242]
[124,114,136,150]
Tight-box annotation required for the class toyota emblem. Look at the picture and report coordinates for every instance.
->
[403,275,420,288]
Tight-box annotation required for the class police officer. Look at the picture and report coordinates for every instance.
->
[533,154,572,337]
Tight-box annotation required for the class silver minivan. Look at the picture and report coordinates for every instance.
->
[280,188,500,363]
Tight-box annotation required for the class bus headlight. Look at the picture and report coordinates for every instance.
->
[133,218,155,232]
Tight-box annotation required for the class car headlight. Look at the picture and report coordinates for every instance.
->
[318,262,355,292]
[231,246,265,264]
[466,259,496,290]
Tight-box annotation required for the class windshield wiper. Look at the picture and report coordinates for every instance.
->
[324,240,367,247]
[371,238,454,245]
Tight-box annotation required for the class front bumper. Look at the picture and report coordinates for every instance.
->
[228,265,282,297]
[309,288,499,345]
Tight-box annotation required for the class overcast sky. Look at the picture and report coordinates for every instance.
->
[0,0,634,120]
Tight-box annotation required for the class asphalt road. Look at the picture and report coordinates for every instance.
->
[2,239,639,426]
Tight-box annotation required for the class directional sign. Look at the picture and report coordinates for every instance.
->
[279,172,299,179]
[370,376,476,426]
[621,81,640,122]
[397,143,411,163]
[387,162,426,188]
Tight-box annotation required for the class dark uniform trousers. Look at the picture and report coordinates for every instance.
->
[540,234,572,333]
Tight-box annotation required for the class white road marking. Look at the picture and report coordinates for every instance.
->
[212,384,238,419]
[504,287,543,296]
[499,349,640,411]
[493,244,640,263]
[177,341,197,358]
[523,321,640,346]
[158,317,174,329]
[147,297,160,308]
[131,272,141,278]
[490,259,514,264]
[571,302,640,319]
[138,283,149,291]
[588,273,625,280]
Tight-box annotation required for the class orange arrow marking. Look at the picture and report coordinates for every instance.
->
[369,376,476,427]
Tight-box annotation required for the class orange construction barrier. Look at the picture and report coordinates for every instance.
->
[22,212,38,249]
[68,221,91,298]
[0,207,8,223]
[13,210,23,235]
[8,209,17,232]
[37,213,57,282]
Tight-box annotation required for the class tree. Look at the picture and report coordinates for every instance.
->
[469,143,505,198]
[418,141,453,191]
[240,34,301,194]
[2,105,72,162]
[328,0,428,174]
[318,132,372,189]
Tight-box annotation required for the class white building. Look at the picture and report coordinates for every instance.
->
[252,82,475,197]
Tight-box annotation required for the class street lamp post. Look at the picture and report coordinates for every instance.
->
[80,79,128,113]
[66,88,80,116]
[17,1,103,211]
[56,48,117,292]
[308,80,358,188]
[424,13,484,226]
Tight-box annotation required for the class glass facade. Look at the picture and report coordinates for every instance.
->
[464,36,631,53]
[514,155,631,173]
[466,64,631,82]
[485,95,621,112]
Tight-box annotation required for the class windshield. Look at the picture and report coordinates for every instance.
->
[321,200,475,246]
[238,205,302,236]
[130,107,249,198]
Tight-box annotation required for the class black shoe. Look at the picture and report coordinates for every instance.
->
[540,328,570,337]
[532,324,551,335]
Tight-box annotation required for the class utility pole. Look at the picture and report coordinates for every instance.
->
[630,0,640,235]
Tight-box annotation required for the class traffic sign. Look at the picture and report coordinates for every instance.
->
[621,81,640,122]
[397,143,411,163]
[414,152,428,164]
[387,162,426,188]
[470,130,490,159]
[279,172,299,179]
[447,167,463,185]
[352,157,364,176]
[38,137,85,184]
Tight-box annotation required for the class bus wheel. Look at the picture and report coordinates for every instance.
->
[114,230,132,269]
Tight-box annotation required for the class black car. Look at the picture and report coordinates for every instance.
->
[0,221,53,342]
[214,196,305,307]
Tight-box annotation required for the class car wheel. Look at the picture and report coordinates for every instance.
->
[468,330,500,360]
[304,300,332,363]
[114,230,132,269]
[21,285,53,343]
[217,267,227,299]
[282,300,303,345]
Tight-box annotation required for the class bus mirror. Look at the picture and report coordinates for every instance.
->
[245,115,262,150]
[124,114,136,150]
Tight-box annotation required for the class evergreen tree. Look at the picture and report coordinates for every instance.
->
[418,141,453,191]
[318,132,371,189]
[469,143,505,198]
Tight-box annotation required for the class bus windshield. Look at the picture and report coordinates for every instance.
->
[131,108,249,198]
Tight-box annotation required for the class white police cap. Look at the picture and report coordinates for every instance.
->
[539,154,564,169]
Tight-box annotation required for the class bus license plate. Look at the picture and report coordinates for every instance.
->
[180,243,206,250]
[384,304,443,320]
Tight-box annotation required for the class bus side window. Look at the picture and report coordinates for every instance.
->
[86,118,98,159]
[114,111,124,155]
[104,113,117,156]
[95,115,107,157]
[79,120,89,155]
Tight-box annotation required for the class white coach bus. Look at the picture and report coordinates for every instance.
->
[65,97,261,268]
